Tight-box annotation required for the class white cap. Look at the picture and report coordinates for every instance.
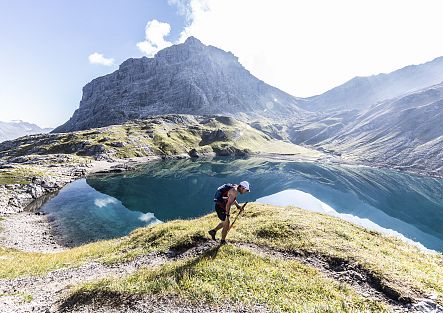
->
[239,181,250,191]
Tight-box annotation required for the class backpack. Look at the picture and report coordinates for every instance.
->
[213,183,234,203]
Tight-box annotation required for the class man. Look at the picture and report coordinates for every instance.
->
[208,181,250,245]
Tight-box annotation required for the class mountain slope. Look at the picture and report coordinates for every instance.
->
[300,56,443,112]
[292,83,443,175]
[1,115,321,162]
[53,37,306,133]
[0,121,52,143]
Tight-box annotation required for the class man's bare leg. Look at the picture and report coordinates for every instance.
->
[221,219,230,241]
[208,222,224,240]
[213,222,224,232]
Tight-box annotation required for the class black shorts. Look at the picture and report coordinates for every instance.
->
[215,202,227,221]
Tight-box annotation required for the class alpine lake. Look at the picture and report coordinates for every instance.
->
[38,157,443,253]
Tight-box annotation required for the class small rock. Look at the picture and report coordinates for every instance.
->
[109,141,126,148]
[188,149,199,158]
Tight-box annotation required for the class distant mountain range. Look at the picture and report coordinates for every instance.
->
[53,37,306,133]
[0,121,52,143]
[292,82,443,175]
[300,56,443,112]
[288,56,443,176]
[50,37,443,175]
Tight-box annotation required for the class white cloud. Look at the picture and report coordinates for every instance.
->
[170,0,443,97]
[137,19,173,57]
[138,212,161,224]
[88,52,115,66]
[94,197,117,208]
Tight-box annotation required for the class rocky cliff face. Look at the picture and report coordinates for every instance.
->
[53,37,305,133]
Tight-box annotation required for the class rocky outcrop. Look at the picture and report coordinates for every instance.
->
[2,114,319,163]
[53,37,306,133]
[0,173,80,214]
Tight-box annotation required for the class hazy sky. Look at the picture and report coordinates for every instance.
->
[1,0,443,127]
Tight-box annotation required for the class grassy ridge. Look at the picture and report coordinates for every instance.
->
[1,204,442,309]
[0,240,121,278]
[0,115,321,161]
[0,115,320,185]
[76,245,387,312]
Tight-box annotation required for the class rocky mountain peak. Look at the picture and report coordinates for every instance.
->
[183,36,204,47]
[53,37,304,133]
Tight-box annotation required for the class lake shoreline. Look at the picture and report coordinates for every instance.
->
[0,152,316,252]
[0,151,441,253]
[0,154,442,313]
[0,155,160,251]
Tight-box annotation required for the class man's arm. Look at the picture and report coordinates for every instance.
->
[225,190,237,217]
[234,199,241,210]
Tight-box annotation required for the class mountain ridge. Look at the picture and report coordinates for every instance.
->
[48,37,443,176]
[300,56,443,112]
[291,82,443,176]
[0,120,52,143]
[53,37,306,133]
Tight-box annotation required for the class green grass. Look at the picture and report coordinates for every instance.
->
[0,292,33,303]
[75,245,387,312]
[231,205,443,301]
[1,204,441,308]
[116,205,443,303]
[0,239,122,278]
[0,115,322,161]
[0,166,45,184]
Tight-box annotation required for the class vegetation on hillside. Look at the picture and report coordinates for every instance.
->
[0,115,321,162]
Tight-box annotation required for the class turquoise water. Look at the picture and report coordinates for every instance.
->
[40,158,443,251]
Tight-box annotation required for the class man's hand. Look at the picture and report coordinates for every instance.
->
[239,202,248,213]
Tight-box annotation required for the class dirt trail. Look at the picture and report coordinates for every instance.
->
[0,252,167,313]
[0,211,65,253]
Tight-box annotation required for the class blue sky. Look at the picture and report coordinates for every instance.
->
[0,0,185,127]
[2,0,443,128]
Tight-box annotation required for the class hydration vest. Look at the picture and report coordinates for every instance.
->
[213,183,235,203]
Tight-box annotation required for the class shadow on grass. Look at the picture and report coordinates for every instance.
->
[58,242,223,312]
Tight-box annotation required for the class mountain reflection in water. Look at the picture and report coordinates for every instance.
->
[40,158,443,251]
